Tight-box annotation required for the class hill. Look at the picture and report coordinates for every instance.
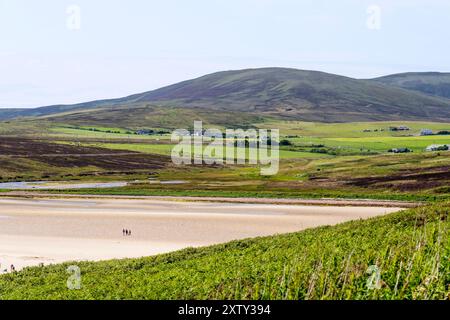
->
[0,108,28,120]
[123,68,450,122]
[0,204,448,300]
[372,72,450,99]
[3,68,450,124]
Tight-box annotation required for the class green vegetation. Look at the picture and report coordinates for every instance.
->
[258,120,450,138]
[258,120,450,154]
[62,141,331,159]
[49,187,448,202]
[54,119,450,161]
[315,135,450,153]
[1,204,448,300]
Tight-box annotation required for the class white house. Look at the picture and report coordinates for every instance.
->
[420,129,434,136]
[426,144,449,152]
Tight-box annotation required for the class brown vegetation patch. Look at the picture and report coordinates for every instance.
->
[344,166,450,191]
[0,137,170,171]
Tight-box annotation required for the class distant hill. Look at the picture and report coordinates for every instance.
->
[372,72,450,99]
[2,68,450,124]
[0,108,28,120]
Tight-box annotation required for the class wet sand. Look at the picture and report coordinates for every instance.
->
[0,198,403,271]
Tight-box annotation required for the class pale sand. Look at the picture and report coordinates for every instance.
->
[0,198,403,272]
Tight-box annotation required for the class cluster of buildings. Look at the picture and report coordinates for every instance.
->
[388,144,449,153]
[385,126,449,153]
[363,128,385,133]
[420,129,448,152]
[135,129,155,135]
[388,148,412,154]
[425,144,449,152]
[389,126,410,132]
[135,129,171,136]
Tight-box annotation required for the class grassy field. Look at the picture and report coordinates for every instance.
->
[310,135,450,153]
[53,120,450,157]
[62,141,332,160]
[258,120,450,138]
[50,126,171,141]
[1,204,448,300]
[1,120,449,203]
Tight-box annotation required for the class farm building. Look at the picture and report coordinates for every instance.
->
[389,126,410,131]
[420,129,434,136]
[136,129,154,135]
[388,148,412,153]
[426,144,449,152]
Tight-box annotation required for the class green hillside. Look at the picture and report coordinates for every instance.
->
[1,204,448,300]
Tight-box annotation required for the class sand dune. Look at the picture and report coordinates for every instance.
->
[0,198,402,272]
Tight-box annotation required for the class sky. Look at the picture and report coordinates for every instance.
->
[0,0,449,108]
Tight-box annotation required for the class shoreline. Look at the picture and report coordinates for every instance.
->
[0,192,421,208]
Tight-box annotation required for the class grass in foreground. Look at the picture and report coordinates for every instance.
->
[1,204,448,300]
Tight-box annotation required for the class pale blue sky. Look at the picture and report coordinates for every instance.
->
[1,0,449,108]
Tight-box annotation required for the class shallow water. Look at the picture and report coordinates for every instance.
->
[0,181,128,190]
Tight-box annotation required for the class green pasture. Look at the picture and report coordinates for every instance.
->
[65,141,331,160]
[258,120,450,138]
[49,126,171,140]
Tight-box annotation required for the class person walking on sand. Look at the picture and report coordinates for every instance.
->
[10,264,16,272]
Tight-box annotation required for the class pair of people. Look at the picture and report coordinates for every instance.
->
[123,229,132,236]
[0,263,15,273]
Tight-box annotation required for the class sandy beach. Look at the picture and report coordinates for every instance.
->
[0,198,403,272]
